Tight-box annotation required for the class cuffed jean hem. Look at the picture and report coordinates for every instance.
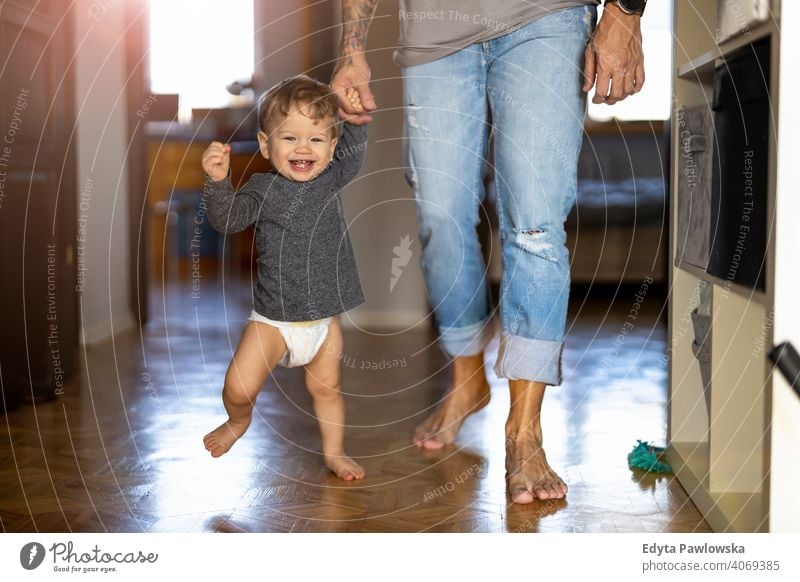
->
[439,318,496,358]
[494,334,563,386]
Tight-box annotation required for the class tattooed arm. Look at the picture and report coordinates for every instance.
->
[330,0,378,125]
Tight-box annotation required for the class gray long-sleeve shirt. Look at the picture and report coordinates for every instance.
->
[203,123,368,322]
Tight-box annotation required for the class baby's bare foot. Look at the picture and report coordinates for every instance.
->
[325,452,365,481]
[203,419,250,458]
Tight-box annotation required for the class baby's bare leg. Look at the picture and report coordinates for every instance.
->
[304,317,365,480]
[203,321,286,457]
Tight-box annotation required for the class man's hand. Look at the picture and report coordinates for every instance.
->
[583,3,645,105]
[331,53,376,125]
[332,0,378,124]
[202,141,231,182]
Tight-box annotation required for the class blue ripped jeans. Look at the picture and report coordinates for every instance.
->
[402,5,596,385]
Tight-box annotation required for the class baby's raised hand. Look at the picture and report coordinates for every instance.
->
[202,141,231,182]
[345,87,365,114]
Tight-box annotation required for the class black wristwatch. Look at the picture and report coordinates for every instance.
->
[606,0,647,16]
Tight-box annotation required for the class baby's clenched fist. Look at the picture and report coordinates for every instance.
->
[202,141,231,182]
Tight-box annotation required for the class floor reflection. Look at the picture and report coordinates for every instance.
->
[0,279,710,532]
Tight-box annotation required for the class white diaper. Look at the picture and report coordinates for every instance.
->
[247,310,332,368]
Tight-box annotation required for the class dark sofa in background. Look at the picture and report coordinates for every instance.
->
[567,126,669,284]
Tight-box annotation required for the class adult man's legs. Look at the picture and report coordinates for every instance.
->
[402,48,494,449]
[487,5,596,501]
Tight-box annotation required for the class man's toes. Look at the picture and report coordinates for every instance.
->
[511,488,535,504]
[413,422,434,442]
[412,435,429,448]
[529,479,548,498]
[421,437,445,450]
[508,474,532,503]
[539,483,560,499]
[537,479,566,500]
[412,428,428,445]
[546,475,567,498]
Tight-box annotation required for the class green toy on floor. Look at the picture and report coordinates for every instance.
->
[628,440,673,474]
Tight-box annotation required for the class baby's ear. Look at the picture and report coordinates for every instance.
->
[257,131,270,160]
[329,136,338,161]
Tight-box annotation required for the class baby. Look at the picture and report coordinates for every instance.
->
[201,75,368,480]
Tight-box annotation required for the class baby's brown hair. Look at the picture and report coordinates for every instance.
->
[258,75,339,137]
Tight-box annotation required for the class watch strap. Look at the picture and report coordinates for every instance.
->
[606,0,646,16]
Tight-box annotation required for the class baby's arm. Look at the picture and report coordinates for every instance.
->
[331,122,368,188]
[202,141,262,233]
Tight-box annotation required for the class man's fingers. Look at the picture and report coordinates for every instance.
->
[582,45,597,92]
[623,70,636,98]
[634,61,645,93]
[334,85,362,115]
[345,87,365,113]
[331,58,376,120]
[356,81,377,111]
[338,108,373,125]
[610,71,625,101]
[592,70,611,104]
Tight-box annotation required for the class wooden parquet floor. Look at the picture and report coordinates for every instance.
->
[0,280,712,532]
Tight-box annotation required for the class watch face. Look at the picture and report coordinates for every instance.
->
[619,0,646,14]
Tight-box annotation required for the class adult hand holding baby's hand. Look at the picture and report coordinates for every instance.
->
[202,141,231,181]
[331,53,376,125]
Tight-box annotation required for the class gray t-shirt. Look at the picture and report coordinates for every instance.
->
[394,0,600,67]
[204,123,367,322]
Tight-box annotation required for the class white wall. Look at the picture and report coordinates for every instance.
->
[333,0,429,329]
[73,0,135,344]
[254,0,309,91]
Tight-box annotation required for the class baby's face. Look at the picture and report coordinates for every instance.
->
[258,106,338,182]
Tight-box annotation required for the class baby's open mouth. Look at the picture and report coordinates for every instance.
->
[289,160,314,172]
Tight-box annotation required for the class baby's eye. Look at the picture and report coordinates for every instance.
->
[283,136,296,142]
[311,137,324,143]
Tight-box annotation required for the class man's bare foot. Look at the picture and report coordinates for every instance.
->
[325,452,365,481]
[203,419,250,458]
[505,431,568,503]
[413,354,491,449]
[504,380,567,503]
